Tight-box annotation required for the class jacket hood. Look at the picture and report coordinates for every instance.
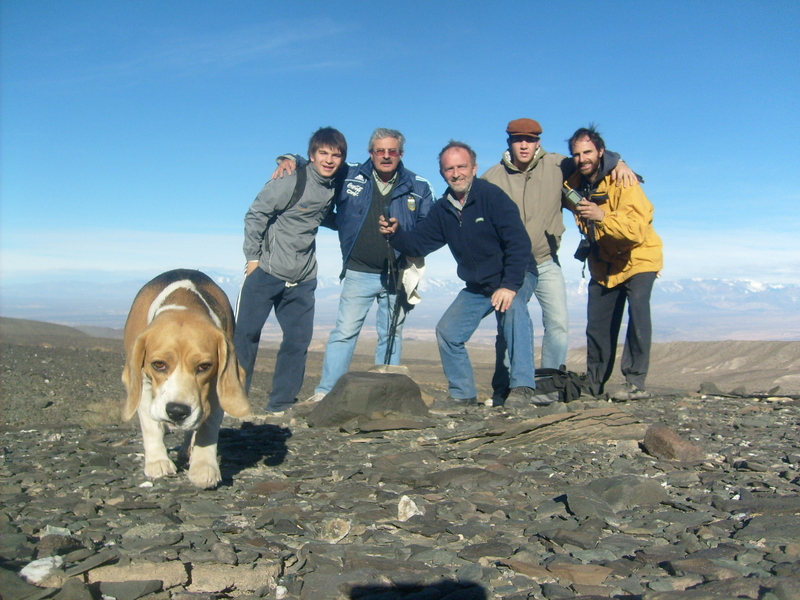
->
[596,151,619,181]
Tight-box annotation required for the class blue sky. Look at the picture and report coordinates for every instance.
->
[2,0,799,290]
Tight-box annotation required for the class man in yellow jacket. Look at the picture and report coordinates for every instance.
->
[565,126,663,401]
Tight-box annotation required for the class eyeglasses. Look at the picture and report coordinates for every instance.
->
[371,148,400,157]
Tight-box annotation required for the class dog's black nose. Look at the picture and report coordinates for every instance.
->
[166,402,192,423]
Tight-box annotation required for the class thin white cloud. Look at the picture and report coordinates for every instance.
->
[125,21,354,75]
[12,19,356,89]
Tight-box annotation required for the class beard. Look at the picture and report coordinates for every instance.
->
[449,176,473,195]
[579,159,600,179]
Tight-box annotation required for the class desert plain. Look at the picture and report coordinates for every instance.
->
[1,316,800,600]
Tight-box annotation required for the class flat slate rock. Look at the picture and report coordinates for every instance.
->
[307,372,429,427]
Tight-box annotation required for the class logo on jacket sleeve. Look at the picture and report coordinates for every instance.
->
[407,196,416,211]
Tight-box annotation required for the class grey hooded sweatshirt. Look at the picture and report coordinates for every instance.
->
[242,164,337,284]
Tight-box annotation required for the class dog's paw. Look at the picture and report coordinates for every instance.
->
[188,462,222,489]
[144,459,177,479]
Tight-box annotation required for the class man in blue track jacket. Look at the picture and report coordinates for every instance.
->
[274,128,435,402]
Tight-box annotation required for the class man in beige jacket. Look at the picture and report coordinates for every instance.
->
[482,118,635,403]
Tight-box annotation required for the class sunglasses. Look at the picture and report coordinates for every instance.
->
[371,148,400,157]
[509,135,540,144]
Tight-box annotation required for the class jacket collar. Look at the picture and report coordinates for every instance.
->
[307,162,336,187]
[442,177,483,213]
[500,146,547,174]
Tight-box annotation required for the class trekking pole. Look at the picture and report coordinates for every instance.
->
[383,207,403,365]
[384,271,405,365]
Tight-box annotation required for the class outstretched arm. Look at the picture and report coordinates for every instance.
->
[379,209,447,257]
[609,160,639,188]
[560,150,642,187]
[271,158,295,180]
[270,154,305,180]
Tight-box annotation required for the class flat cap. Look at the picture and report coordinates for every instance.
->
[506,118,542,136]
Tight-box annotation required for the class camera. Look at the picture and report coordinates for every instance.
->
[574,237,592,262]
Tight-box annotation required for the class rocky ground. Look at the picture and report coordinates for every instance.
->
[2,318,800,600]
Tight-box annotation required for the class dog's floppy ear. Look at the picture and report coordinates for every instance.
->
[121,331,149,421]
[216,333,250,417]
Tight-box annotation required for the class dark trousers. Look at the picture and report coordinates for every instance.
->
[586,271,656,396]
[234,268,316,411]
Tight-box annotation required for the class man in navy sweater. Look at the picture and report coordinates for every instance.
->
[380,141,536,406]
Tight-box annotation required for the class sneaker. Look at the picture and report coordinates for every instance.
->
[612,382,652,402]
[260,407,289,419]
[306,392,327,403]
[504,386,536,408]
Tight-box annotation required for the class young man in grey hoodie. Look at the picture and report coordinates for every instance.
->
[234,127,347,414]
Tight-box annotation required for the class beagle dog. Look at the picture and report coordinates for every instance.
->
[122,269,250,488]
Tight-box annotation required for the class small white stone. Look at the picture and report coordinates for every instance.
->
[19,555,64,584]
[398,495,424,522]
[41,524,72,537]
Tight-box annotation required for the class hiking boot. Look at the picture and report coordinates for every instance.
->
[504,386,536,409]
[449,396,478,406]
[434,395,478,408]
[612,382,652,402]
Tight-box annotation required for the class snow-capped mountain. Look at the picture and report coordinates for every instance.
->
[1,271,797,344]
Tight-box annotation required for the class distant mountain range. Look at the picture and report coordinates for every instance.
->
[1,271,797,345]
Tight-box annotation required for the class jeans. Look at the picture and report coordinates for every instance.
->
[233,268,316,411]
[492,260,569,397]
[586,271,656,396]
[316,269,406,394]
[438,287,535,400]
[533,259,569,369]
